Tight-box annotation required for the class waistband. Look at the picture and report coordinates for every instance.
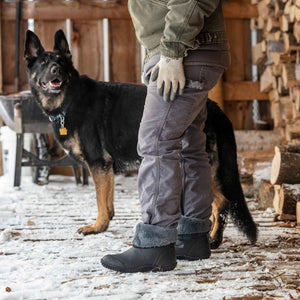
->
[196,31,228,44]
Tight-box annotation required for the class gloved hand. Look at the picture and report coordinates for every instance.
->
[150,56,185,102]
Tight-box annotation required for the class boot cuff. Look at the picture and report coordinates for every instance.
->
[177,216,211,235]
[132,222,177,248]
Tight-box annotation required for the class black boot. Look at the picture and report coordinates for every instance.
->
[175,233,211,261]
[101,244,177,273]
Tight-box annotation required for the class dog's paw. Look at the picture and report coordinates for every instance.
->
[77,223,109,235]
[109,210,114,220]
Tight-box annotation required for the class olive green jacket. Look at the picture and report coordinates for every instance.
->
[128,0,228,62]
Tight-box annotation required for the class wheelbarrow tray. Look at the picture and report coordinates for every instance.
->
[0,91,52,133]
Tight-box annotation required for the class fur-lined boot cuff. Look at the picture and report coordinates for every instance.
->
[132,222,177,248]
[177,216,211,235]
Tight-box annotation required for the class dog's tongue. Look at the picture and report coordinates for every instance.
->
[50,79,61,87]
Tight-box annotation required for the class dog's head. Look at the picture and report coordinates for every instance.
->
[24,30,76,110]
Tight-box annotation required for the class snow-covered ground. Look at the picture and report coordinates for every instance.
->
[0,174,300,300]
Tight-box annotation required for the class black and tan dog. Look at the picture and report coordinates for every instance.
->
[24,29,257,248]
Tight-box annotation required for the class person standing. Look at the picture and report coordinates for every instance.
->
[101,0,231,273]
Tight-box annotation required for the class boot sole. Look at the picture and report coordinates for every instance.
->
[101,259,177,273]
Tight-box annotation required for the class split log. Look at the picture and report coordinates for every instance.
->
[280,96,294,121]
[273,184,300,220]
[274,0,285,17]
[297,201,300,225]
[294,21,300,42]
[283,32,300,52]
[275,144,300,153]
[267,17,280,32]
[282,63,298,88]
[273,184,281,214]
[260,66,274,92]
[296,63,300,82]
[271,53,296,65]
[257,0,270,19]
[285,124,300,141]
[279,14,292,32]
[270,145,300,184]
[283,0,292,15]
[272,64,282,76]
[268,40,284,52]
[296,5,300,22]
[269,89,280,102]
[271,101,284,127]
[257,179,275,209]
[277,77,289,95]
[295,88,300,111]
[252,41,266,65]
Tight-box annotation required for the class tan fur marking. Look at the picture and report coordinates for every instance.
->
[38,91,65,111]
[210,182,228,240]
[31,72,37,80]
[64,132,82,157]
[78,165,114,234]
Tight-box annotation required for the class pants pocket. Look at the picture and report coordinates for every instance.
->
[184,64,225,92]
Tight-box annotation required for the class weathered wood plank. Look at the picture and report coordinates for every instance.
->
[34,20,67,52]
[2,20,16,91]
[223,81,269,101]
[2,1,258,21]
[224,18,253,129]
[109,19,140,83]
[71,20,104,81]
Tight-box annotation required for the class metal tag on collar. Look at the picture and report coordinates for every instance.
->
[49,115,55,122]
[59,115,68,136]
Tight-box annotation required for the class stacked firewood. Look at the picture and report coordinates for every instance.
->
[258,144,300,223]
[251,0,300,141]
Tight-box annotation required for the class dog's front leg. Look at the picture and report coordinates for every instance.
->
[78,165,114,235]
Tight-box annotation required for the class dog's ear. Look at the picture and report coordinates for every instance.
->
[24,30,45,60]
[53,30,71,58]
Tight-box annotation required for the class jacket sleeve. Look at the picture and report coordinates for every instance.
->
[159,0,221,58]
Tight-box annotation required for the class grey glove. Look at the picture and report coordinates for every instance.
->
[150,56,185,102]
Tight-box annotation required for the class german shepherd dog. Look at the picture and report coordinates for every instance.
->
[24,29,257,248]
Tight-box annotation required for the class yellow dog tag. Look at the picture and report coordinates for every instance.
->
[60,127,68,135]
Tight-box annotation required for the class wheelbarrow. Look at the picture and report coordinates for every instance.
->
[0,91,88,187]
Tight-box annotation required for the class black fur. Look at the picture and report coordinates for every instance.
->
[205,100,258,246]
[24,29,257,246]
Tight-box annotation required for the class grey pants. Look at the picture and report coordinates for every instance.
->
[133,54,225,248]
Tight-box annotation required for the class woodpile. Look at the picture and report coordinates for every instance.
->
[251,0,300,142]
[270,144,300,223]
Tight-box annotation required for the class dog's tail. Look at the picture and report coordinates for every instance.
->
[206,99,258,244]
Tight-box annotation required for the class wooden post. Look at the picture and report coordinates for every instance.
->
[224,18,253,130]
[70,20,104,81]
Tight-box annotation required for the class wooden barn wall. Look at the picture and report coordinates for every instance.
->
[0,0,268,130]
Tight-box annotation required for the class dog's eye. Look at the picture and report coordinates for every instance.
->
[41,58,47,65]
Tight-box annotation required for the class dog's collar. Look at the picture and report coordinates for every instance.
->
[48,109,67,122]
[48,105,69,136]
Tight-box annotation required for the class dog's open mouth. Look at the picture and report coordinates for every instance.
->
[50,79,62,88]
[41,79,62,91]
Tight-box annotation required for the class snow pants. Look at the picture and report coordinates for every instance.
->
[133,54,225,248]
